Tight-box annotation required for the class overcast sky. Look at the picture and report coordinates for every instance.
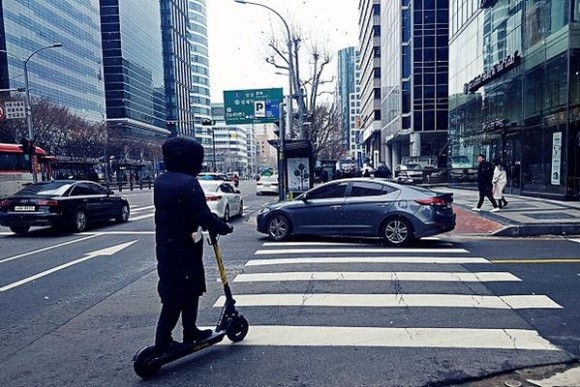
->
[207,0,359,103]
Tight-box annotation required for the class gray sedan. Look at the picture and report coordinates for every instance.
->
[256,178,455,245]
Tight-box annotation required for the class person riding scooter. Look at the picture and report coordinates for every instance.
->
[153,137,233,354]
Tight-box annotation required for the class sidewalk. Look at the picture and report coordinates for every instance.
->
[435,187,580,237]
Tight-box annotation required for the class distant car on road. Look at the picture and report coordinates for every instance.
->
[199,180,243,221]
[256,174,279,195]
[256,178,455,245]
[0,180,130,234]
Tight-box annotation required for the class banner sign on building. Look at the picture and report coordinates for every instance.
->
[5,100,26,119]
[466,51,521,93]
[223,88,283,125]
[551,132,562,185]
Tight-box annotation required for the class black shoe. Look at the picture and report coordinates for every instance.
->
[155,340,191,355]
[184,328,213,344]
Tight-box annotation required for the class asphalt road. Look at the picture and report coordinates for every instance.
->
[0,180,578,387]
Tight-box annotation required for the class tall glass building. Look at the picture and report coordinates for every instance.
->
[338,47,357,151]
[448,0,580,200]
[161,0,194,137]
[0,0,105,122]
[381,0,449,168]
[188,0,212,149]
[100,0,169,138]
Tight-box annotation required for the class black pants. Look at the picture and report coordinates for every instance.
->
[155,296,199,348]
[476,191,498,209]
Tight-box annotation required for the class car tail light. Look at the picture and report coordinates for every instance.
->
[1,199,12,208]
[415,197,448,206]
[206,195,222,202]
[37,200,59,206]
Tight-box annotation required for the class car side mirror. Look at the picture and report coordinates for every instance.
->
[235,190,241,194]
[301,193,309,202]
[108,190,114,195]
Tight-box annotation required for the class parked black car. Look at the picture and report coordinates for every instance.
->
[256,178,455,246]
[0,180,130,234]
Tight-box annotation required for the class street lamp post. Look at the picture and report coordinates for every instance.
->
[0,43,63,182]
[234,0,294,200]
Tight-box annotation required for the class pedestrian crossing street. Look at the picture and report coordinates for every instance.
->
[212,240,565,352]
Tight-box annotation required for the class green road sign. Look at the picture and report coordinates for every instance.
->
[223,88,283,125]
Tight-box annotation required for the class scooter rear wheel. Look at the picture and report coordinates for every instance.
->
[226,316,249,343]
[133,346,162,379]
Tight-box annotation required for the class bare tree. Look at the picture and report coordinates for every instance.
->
[264,27,341,155]
[308,102,347,161]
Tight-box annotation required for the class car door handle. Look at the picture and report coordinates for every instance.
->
[330,205,342,209]
[377,203,391,208]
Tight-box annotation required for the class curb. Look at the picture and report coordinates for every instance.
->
[492,223,580,237]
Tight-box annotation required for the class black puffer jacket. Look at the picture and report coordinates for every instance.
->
[477,160,494,194]
[154,138,231,305]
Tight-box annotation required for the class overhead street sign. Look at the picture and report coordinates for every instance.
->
[223,88,283,125]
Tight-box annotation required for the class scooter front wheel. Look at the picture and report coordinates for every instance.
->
[226,316,249,343]
[133,346,162,379]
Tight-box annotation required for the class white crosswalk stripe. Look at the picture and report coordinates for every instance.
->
[216,240,565,353]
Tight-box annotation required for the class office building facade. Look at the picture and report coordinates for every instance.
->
[100,0,169,140]
[448,0,580,200]
[188,0,211,146]
[161,0,194,137]
[358,0,383,166]
[0,0,105,122]
[381,0,449,169]
[338,47,357,151]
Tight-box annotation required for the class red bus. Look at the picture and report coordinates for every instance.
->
[0,143,54,198]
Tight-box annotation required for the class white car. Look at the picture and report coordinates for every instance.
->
[256,174,279,195]
[199,180,243,221]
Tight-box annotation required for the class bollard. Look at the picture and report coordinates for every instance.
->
[139,180,143,190]
[130,180,133,191]
[118,181,123,192]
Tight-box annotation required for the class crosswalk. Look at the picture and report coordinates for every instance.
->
[213,240,565,353]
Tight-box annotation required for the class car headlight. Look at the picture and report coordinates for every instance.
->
[258,207,271,215]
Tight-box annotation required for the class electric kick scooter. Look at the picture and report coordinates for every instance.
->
[133,231,249,379]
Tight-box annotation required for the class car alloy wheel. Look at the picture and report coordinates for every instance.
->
[73,209,87,232]
[223,205,230,222]
[382,218,412,246]
[267,214,291,241]
[238,200,244,216]
[116,203,130,223]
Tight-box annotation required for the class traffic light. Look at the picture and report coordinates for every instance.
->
[19,138,35,154]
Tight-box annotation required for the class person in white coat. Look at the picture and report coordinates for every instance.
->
[492,159,508,209]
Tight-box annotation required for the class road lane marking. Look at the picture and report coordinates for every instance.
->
[130,213,155,221]
[213,325,560,350]
[129,205,155,213]
[214,294,562,309]
[0,234,101,265]
[246,257,491,265]
[491,259,580,264]
[233,271,520,283]
[255,248,469,255]
[0,241,138,292]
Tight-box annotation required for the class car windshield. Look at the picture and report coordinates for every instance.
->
[14,181,73,197]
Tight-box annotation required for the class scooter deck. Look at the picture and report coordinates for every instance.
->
[139,332,226,365]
